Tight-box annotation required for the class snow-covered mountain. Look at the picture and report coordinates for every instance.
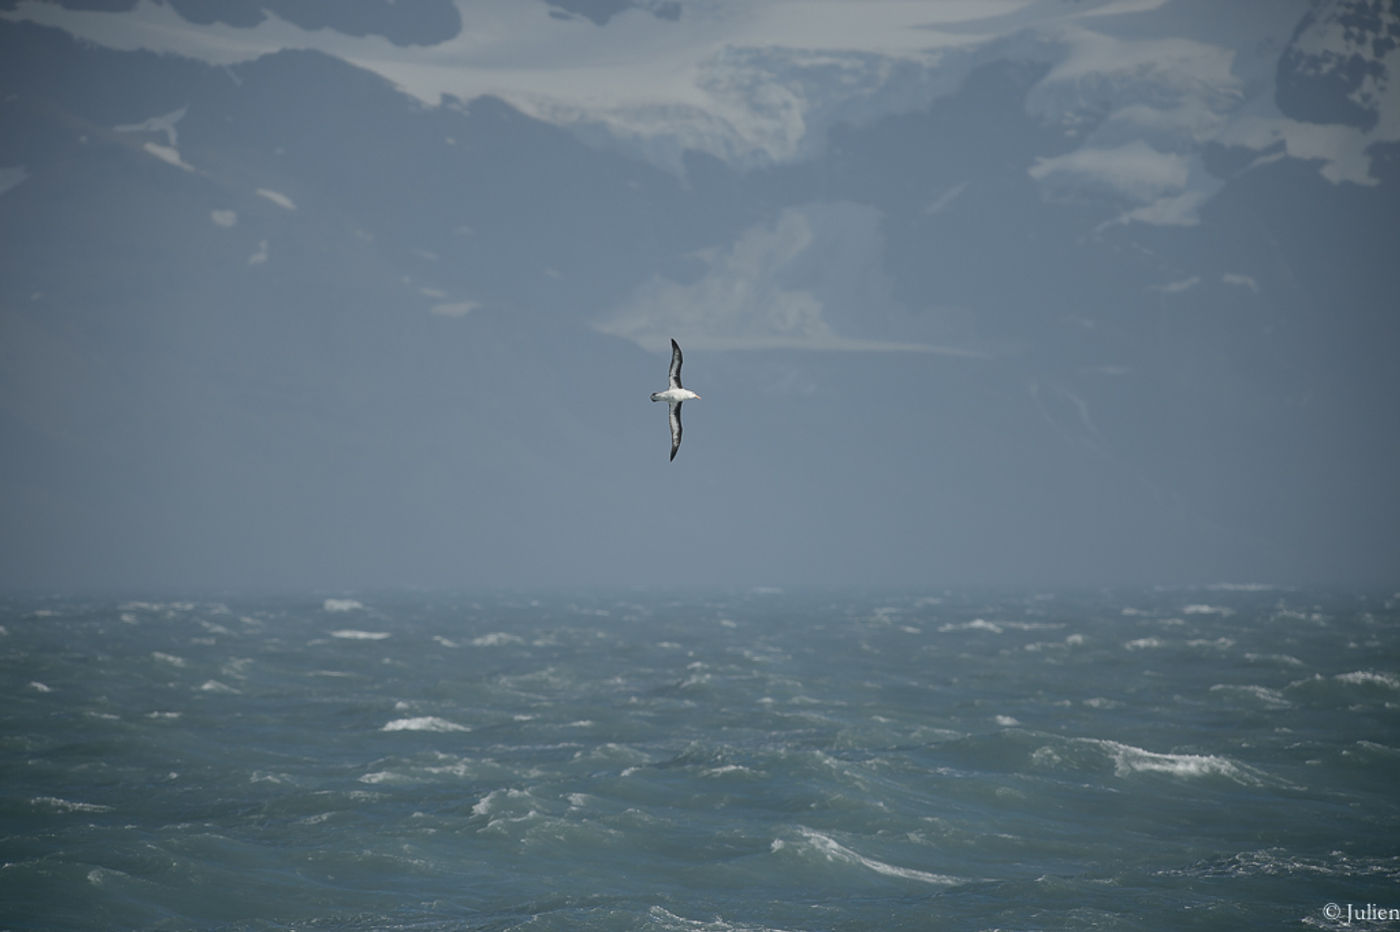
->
[1,0,1396,590]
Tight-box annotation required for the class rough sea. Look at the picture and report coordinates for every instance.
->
[2,587,1397,931]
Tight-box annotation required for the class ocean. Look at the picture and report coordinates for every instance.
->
[1,587,1397,930]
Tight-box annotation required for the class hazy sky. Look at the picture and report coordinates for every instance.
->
[1,0,1397,592]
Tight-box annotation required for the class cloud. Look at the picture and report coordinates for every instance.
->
[256,188,297,210]
[1032,141,1225,227]
[115,106,187,147]
[1029,140,1188,203]
[1117,188,1212,226]
[1028,28,1240,124]
[1149,276,1200,294]
[595,202,970,353]
[1218,116,1378,187]
[595,205,831,351]
[142,142,194,172]
[0,165,28,197]
[429,301,478,318]
[923,181,968,215]
[1222,273,1258,293]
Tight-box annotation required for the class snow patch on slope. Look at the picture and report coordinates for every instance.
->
[8,0,1398,193]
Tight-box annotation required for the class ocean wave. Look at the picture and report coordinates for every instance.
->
[1160,848,1400,882]
[646,906,800,931]
[937,619,1062,634]
[1285,671,1400,705]
[1183,604,1235,616]
[1093,739,1270,785]
[86,867,127,887]
[470,632,524,647]
[381,716,471,733]
[32,796,112,813]
[775,827,964,886]
[119,600,195,614]
[938,619,1007,634]
[322,598,365,613]
[329,629,390,640]
[1028,736,1282,787]
[1334,670,1400,690]
[472,787,536,818]
[1208,684,1291,708]
[701,763,761,778]
[1244,652,1304,667]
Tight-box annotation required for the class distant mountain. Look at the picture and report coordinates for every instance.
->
[1,0,1396,590]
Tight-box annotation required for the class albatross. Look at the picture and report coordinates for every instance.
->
[650,338,701,461]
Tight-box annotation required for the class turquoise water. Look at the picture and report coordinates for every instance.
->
[2,588,1397,930]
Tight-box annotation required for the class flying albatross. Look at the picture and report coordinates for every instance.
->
[650,338,701,461]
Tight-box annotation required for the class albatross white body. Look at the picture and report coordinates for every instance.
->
[650,338,700,461]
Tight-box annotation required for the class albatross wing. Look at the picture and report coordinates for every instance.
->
[668,338,684,391]
[668,402,683,461]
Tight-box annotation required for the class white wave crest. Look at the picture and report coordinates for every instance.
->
[1244,652,1304,667]
[330,629,390,640]
[788,827,963,886]
[938,618,1004,634]
[86,867,126,886]
[32,796,112,813]
[1094,739,1266,785]
[646,905,800,931]
[1209,684,1291,708]
[470,632,523,646]
[1335,671,1400,690]
[472,787,537,818]
[381,716,470,733]
[322,598,365,613]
